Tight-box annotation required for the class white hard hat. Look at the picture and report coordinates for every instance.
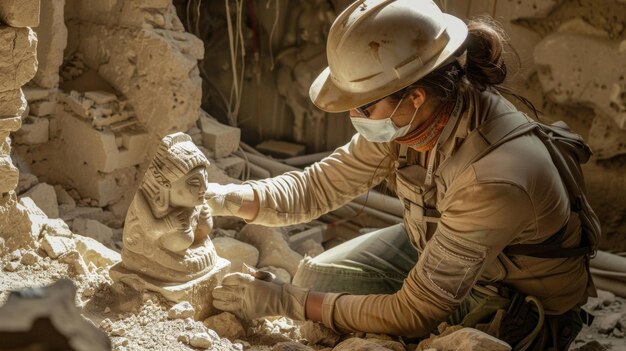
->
[309,0,468,112]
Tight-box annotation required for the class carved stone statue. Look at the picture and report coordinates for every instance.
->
[110,132,229,318]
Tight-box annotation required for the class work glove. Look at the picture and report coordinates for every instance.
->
[212,266,309,321]
[204,183,253,216]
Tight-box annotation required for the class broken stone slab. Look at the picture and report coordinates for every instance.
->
[72,218,115,248]
[109,256,230,320]
[13,116,49,145]
[32,0,66,88]
[0,280,111,350]
[416,327,511,351]
[0,0,40,27]
[22,86,50,102]
[199,111,241,158]
[0,89,27,117]
[54,185,76,209]
[237,224,304,277]
[213,236,259,273]
[535,32,626,129]
[0,193,43,252]
[73,234,121,268]
[0,26,38,93]
[203,312,245,340]
[0,154,19,193]
[77,23,202,136]
[84,90,117,104]
[43,218,73,237]
[300,321,340,347]
[21,183,59,218]
[20,250,40,265]
[58,250,90,277]
[41,234,77,259]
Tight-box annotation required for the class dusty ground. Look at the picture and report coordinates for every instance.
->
[1,242,625,351]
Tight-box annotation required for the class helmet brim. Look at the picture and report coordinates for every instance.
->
[309,14,468,113]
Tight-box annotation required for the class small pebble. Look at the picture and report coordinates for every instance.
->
[4,261,19,272]
[104,307,111,314]
[190,333,213,348]
[168,301,195,319]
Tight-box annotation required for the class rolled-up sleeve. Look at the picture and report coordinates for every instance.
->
[245,134,396,226]
[322,177,535,337]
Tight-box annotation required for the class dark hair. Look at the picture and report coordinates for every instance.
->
[389,17,538,116]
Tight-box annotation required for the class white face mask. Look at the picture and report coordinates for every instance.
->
[350,97,419,143]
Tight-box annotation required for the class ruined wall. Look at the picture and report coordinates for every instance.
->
[0,0,42,247]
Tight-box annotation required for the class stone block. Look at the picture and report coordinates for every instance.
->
[535,33,626,129]
[0,116,21,132]
[13,116,49,144]
[57,109,149,173]
[0,154,19,193]
[43,218,73,237]
[0,89,27,116]
[0,0,40,27]
[21,183,58,218]
[32,0,66,88]
[109,256,230,320]
[15,171,37,194]
[77,23,203,136]
[213,237,259,273]
[54,185,76,208]
[202,312,245,340]
[214,156,245,180]
[84,90,116,104]
[73,234,121,268]
[22,86,50,102]
[0,193,46,251]
[61,206,103,222]
[199,112,240,158]
[29,100,57,117]
[72,218,115,247]
[41,234,76,259]
[0,26,38,93]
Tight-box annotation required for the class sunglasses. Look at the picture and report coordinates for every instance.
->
[355,97,384,118]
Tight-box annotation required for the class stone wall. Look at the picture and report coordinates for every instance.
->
[0,0,41,246]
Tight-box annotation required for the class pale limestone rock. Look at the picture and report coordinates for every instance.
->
[43,218,72,236]
[72,218,114,247]
[237,224,304,276]
[61,206,103,222]
[21,250,41,266]
[596,313,623,334]
[333,338,395,351]
[213,237,259,273]
[417,327,511,351]
[9,249,22,261]
[54,185,76,209]
[535,33,626,129]
[589,115,626,159]
[58,250,89,276]
[73,234,121,268]
[32,0,66,88]
[203,312,245,340]
[0,154,19,193]
[168,301,195,319]
[29,100,57,117]
[189,332,214,349]
[300,321,340,347]
[0,89,27,116]
[4,261,19,272]
[13,116,49,145]
[15,171,38,194]
[0,116,21,132]
[41,234,77,259]
[21,183,59,218]
[0,0,40,27]
[77,23,203,137]
[22,86,50,102]
[0,27,38,93]
[272,342,315,351]
[84,90,116,104]
[295,239,325,258]
[258,266,291,284]
[199,111,241,158]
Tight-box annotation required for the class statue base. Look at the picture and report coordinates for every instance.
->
[109,257,230,320]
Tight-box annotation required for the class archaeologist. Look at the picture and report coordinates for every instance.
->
[208,0,597,349]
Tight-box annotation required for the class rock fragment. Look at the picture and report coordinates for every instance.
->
[203,312,245,340]
[300,321,340,347]
[41,235,76,259]
[168,301,195,319]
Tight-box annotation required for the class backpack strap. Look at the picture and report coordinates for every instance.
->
[440,112,593,259]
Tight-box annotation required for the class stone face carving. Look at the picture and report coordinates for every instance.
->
[121,132,216,282]
[110,132,229,318]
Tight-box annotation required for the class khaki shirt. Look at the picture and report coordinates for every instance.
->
[245,88,590,337]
